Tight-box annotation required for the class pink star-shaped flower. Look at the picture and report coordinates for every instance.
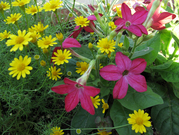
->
[51,78,100,115]
[100,52,147,99]
[114,3,148,37]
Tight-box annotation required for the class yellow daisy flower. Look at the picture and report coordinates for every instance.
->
[37,35,57,49]
[12,0,31,7]
[97,129,112,135]
[50,126,64,135]
[8,55,33,80]
[6,30,32,52]
[4,13,22,24]
[116,7,122,18]
[90,95,100,109]
[25,5,42,15]
[40,60,46,66]
[29,31,41,43]
[97,38,116,54]
[56,32,63,41]
[47,66,62,81]
[32,22,49,33]
[43,0,63,12]
[102,99,109,114]
[108,21,116,30]
[43,48,49,54]
[0,1,10,11]
[127,109,151,134]
[76,61,89,75]
[74,16,90,27]
[0,30,11,41]
[52,49,72,65]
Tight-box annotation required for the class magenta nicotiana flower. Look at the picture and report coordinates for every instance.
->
[135,0,176,30]
[114,3,148,37]
[51,60,100,115]
[100,52,147,99]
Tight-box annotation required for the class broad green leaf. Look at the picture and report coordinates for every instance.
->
[159,62,179,82]
[155,53,167,64]
[151,90,179,135]
[135,34,160,66]
[147,82,167,98]
[131,47,153,59]
[66,59,80,77]
[73,45,93,59]
[110,100,138,135]
[172,82,179,98]
[150,60,173,70]
[100,87,111,97]
[118,86,163,110]
[160,29,172,56]
[71,106,103,135]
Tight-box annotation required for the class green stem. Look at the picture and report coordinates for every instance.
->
[62,124,130,131]
[54,10,64,33]
[34,0,41,22]
[129,39,138,59]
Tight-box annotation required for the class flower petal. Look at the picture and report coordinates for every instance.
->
[100,65,122,81]
[68,28,82,38]
[136,25,148,35]
[124,25,142,37]
[65,90,79,112]
[51,84,72,94]
[127,73,147,92]
[153,12,176,24]
[113,77,128,99]
[130,58,147,74]
[83,85,100,97]
[121,3,132,20]
[80,92,95,115]
[64,77,77,85]
[115,52,132,72]
[62,38,81,48]
[131,10,148,24]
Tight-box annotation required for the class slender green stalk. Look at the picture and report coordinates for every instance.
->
[54,10,64,33]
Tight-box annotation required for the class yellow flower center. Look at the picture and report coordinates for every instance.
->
[81,65,87,71]
[19,2,25,6]
[16,36,24,44]
[44,40,51,45]
[50,4,57,9]
[103,43,109,49]
[58,54,65,61]
[31,8,37,12]
[136,117,143,125]
[103,103,109,109]
[11,17,18,22]
[53,131,61,135]
[52,71,57,76]
[17,63,25,71]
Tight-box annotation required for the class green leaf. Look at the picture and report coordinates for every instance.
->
[151,90,179,135]
[73,45,93,59]
[159,62,179,82]
[172,82,179,98]
[118,86,163,110]
[159,29,172,56]
[110,100,139,135]
[71,105,103,135]
[150,60,173,70]
[66,59,80,77]
[100,87,111,97]
[135,34,160,66]
[171,32,179,46]
[131,47,153,59]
